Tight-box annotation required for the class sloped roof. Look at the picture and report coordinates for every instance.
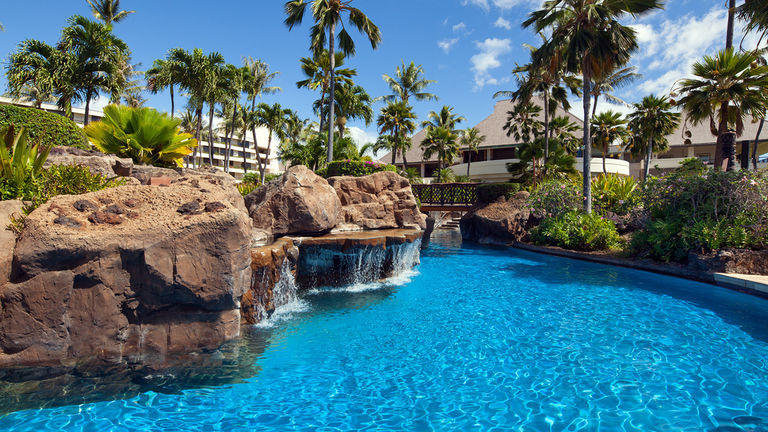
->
[667,115,766,147]
[380,95,584,164]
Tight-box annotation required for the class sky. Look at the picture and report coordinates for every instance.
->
[0,0,761,148]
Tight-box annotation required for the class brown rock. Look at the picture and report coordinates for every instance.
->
[328,171,426,231]
[0,178,252,371]
[88,211,122,225]
[460,193,532,245]
[45,147,134,178]
[0,200,24,287]
[689,249,768,275]
[245,165,341,237]
[241,238,298,324]
[73,200,98,212]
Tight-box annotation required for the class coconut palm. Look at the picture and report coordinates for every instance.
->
[255,103,292,183]
[524,0,663,213]
[421,126,459,183]
[297,51,355,135]
[738,0,768,37]
[591,110,628,174]
[589,66,640,119]
[377,61,438,104]
[284,0,381,164]
[7,40,71,110]
[377,101,417,168]
[675,49,768,171]
[203,62,237,167]
[314,82,372,139]
[421,106,465,133]
[459,127,485,178]
[507,138,576,185]
[626,94,680,181]
[146,55,183,118]
[503,101,543,144]
[86,0,135,25]
[60,15,130,125]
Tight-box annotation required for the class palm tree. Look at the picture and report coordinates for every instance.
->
[146,54,183,118]
[591,110,628,174]
[503,101,543,144]
[549,116,581,154]
[738,0,768,38]
[459,127,486,178]
[60,15,130,125]
[284,0,381,164]
[524,0,663,213]
[242,57,281,161]
[329,83,372,139]
[7,40,72,110]
[377,61,438,104]
[507,138,576,185]
[421,106,465,133]
[377,101,417,168]
[204,62,236,167]
[626,95,680,181]
[255,103,291,183]
[297,51,355,135]
[86,0,135,25]
[726,0,737,49]
[676,49,768,171]
[589,66,640,119]
[421,127,459,183]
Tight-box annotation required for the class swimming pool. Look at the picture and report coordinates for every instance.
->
[1,231,767,431]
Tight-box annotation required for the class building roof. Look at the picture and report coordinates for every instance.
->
[666,115,767,147]
[380,95,584,164]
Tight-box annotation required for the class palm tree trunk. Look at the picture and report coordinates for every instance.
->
[582,61,592,214]
[715,101,730,171]
[726,0,736,49]
[242,126,249,175]
[84,89,92,126]
[603,142,607,174]
[208,104,215,167]
[327,23,336,164]
[543,90,550,165]
[437,159,442,183]
[170,85,175,118]
[194,107,203,168]
[644,137,653,181]
[467,155,471,178]
[753,119,764,170]
[591,94,599,120]
[260,130,272,184]
[402,148,408,172]
[252,127,265,175]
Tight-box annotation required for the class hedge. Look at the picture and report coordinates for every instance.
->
[476,182,521,203]
[323,160,398,178]
[0,104,89,149]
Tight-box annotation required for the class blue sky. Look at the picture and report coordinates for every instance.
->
[0,0,759,146]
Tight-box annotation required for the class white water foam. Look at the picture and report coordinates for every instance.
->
[254,299,311,329]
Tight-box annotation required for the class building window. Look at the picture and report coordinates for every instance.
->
[696,154,711,163]
[463,150,487,163]
[491,147,516,160]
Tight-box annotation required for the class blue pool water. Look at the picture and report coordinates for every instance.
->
[1,231,768,431]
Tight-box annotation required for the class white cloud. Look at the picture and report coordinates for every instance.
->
[470,38,512,89]
[452,22,467,32]
[462,0,538,11]
[494,17,512,30]
[438,38,460,53]
[461,0,489,12]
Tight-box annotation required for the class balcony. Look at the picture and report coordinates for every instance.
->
[448,157,630,182]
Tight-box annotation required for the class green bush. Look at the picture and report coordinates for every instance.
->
[264,173,282,183]
[591,174,640,216]
[632,170,768,261]
[476,182,521,203]
[1,125,51,184]
[531,211,623,251]
[241,172,260,185]
[0,104,89,150]
[236,182,258,197]
[527,180,581,218]
[324,160,398,178]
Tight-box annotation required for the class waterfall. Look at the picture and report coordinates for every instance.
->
[272,260,298,308]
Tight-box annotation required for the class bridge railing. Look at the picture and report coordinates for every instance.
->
[411,183,480,207]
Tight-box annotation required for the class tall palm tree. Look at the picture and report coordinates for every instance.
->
[738,0,768,38]
[589,66,640,119]
[7,40,72,110]
[591,110,628,174]
[86,0,135,25]
[421,106,465,133]
[146,54,183,118]
[204,62,236,167]
[503,101,543,144]
[328,83,373,138]
[297,51,355,134]
[549,116,581,154]
[676,49,768,171]
[242,56,281,161]
[459,127,486,178]
[377,101,417,168]
[60,15,130,125]
[524,0,663,213]
[377,61,438,104]
[626,95,680,181]
[255,103,291,183]
[284,0,381,164]
[726,0,737,49]
[421,127,459,183]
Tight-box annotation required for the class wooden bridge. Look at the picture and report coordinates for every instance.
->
[411,183,479,212]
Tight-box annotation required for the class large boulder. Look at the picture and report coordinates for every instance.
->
[0,178,252,372]
[45,147,134,177]
[328,171,427,231]
[689,249,768,275]
[0,200,23,287]
[245,165,341,237]
[460,191,532,245]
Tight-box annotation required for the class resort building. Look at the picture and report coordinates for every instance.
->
[0,96,282,179]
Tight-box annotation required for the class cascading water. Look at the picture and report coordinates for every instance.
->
[272,260,299,307]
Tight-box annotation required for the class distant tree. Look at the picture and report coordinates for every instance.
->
[459,127,485,178]
[297,51,354,135]
[421,126,459,183]
[7,40,70,109]
[86,0,135,25]
[377,61,438,104]
[255,103,292,183]
[377,101,417,169]
[503,101,543,144]
[589,66,640,119]
[591,110,628,174]
[626,95,680,181]
[421,106,464,133]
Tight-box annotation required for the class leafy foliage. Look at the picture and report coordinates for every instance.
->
[0,105,89,149]
[527,180,582,218]
[399,167,423,184]
[476,183,521,204]
[324,160,397,177]
[591,174,639,216]
[84,105,197,167]
[237,182,259,197]
[531,211,623,251]
[0,125,51,184]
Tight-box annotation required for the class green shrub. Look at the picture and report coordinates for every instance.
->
[591,174,640,216]
[237,182,258,197]
[85,105,197,168]
[324,160,397,177]
[0,125,51,184]
[527,180,581,218]
[241,172,260,185]
[477,182,521,203]
[531,211,623,251]
[0,104,89,150]
[399,167,423,184]
[454,175,472,183]
[264,173,282,183]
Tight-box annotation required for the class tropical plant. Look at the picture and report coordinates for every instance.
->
[377,101,417,167]
[589,66,639,119]
[86,0,135,25]
[523,0,663,213]
[0,125,51,183]
[377,61,438,104]
[434,168,456,184]
[330,83,373,138]
[625,94,681,181]
[256,103,292,183]
[297,51,355,135]
[422,106,464,133]
[548,116,581,154]
[146,56,182,118]
[527,180,582,218]
[84,105,197,167]
[7,40,75,112]
[0,104,89,149]
[506,137,577,186]
[591,110,628,174]
[284,0,381,164]
[242,57,282,170]
[503,101,543,144]
[324,160,397,177]
[531,211,623,251]
[459,127,485,178]
[738,0,768,38]
[675,49,768,171]
[421,126,459,183]
[476,183,521,203]
[400,167,423,184]
[591,173,639,215]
